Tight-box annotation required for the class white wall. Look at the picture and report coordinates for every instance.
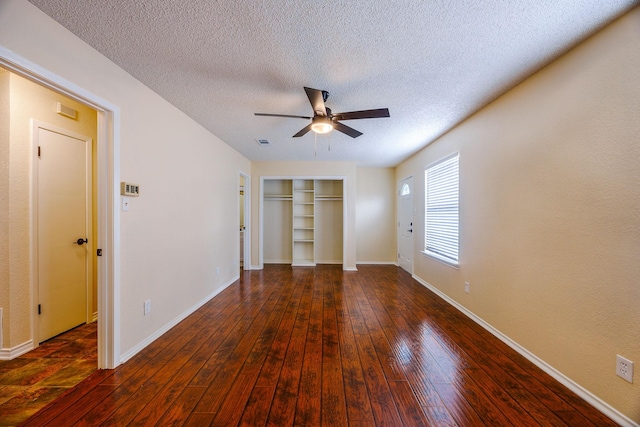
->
[397,7,640,423]
[356,167,396,264]
[0,0,251,361]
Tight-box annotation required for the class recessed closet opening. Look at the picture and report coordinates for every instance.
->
[260,177,346,268]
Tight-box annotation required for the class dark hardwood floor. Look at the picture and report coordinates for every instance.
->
[22,265,616,426]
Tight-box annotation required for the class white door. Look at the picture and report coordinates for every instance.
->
[398,177,413,273]
[36,124,91,342]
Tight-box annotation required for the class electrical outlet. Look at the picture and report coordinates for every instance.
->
[616,355,634,383]
[216,266,220,275]
[144,299,151,316]
[464,282,470,293]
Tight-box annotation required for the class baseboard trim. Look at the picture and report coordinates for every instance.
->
[0,340,34,360]
[119,275,239,364]
[412,274,638,427]
[356,261,398,265]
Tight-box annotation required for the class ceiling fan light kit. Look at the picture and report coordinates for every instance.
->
[255,87,389,139]
[310,116,333,134]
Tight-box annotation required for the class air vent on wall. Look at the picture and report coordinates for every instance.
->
[256,139,270,146]
[56,102,77,119]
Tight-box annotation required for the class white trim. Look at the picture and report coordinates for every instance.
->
[0,46,120,369]
[0,340,34,360]
[356,261,398,265]
[119,274,239,364]
[420,250,460,269]
[412,274,639,427]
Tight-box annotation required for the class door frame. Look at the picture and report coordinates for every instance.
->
[239,172,251,270]
[1,47,121,369]
[31,121,93,345]
[397,176,414,274]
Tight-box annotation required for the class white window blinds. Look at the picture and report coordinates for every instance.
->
[424,154,459,265]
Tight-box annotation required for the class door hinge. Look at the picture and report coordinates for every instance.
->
[97,248,102,256]
[38,304,41,315]
[38,146,41,157]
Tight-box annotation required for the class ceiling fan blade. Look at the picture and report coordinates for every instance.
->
[333,121,363,138]
[255,113,312,119]
[332,108,390,121]
[304,87,327,116]
[293,124,313,138]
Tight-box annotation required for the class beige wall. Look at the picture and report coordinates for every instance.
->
[0,68,9,348]
[356,167,396,263]
[0,0,251,358]
[251,161,357,269]
[2,71,98,350]
[397,7,640,422]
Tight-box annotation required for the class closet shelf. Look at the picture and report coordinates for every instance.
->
[266,197,293,201]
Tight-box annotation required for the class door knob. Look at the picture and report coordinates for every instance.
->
[75,238,88,245]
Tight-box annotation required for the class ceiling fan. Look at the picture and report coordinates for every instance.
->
[255,87,390,138]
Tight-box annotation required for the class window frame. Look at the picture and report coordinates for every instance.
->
[422,152,460,268]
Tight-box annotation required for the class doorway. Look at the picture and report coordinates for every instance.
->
[33,122,92,343]
[239,173,251,270]
[0,48,119,369]
[398,176,413,274]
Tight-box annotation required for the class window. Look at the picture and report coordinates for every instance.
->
[400,183,411,196]
[424,153,459,265]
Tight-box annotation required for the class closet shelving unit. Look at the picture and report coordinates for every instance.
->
[262,178,344,267]
[292,179,315,266]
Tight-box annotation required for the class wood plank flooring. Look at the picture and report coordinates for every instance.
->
[22,265,616,426]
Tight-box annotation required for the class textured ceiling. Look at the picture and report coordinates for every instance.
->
[28,0,635,167]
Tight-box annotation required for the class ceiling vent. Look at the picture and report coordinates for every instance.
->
[256,139,270,146]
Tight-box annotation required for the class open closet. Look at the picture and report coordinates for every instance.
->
[263,178,344,266]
